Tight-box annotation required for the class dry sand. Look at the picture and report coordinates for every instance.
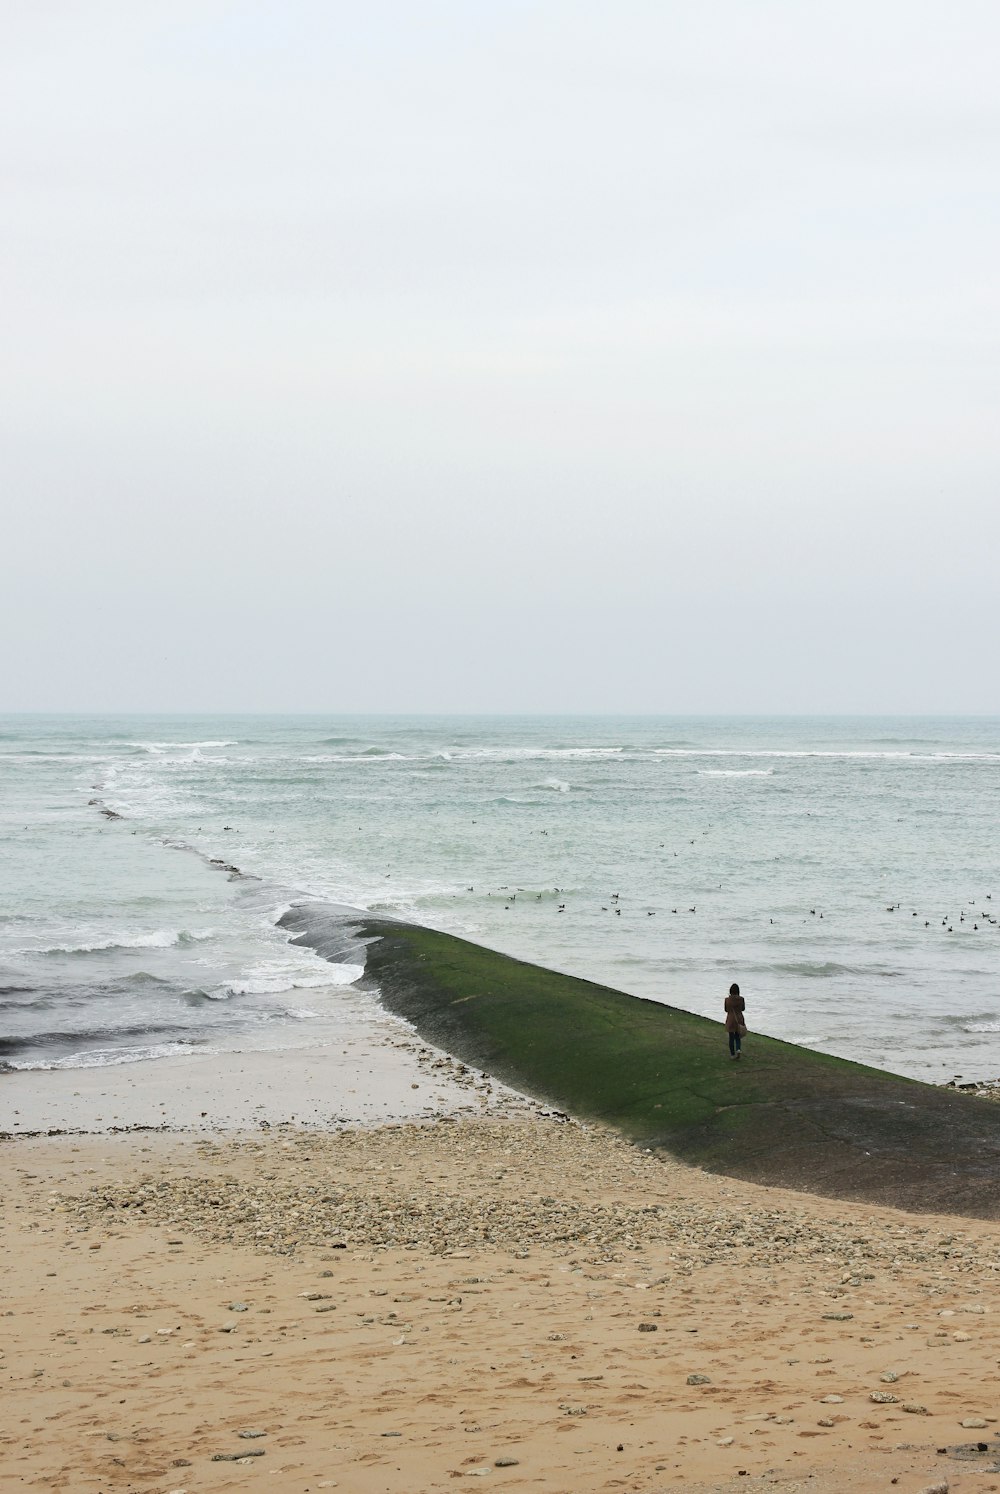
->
[4,1108,1000,1494]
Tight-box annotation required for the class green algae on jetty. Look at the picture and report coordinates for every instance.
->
[281,906,1000,1218]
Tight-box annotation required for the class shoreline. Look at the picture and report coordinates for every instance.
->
[0,1019,537,1139]
[7,902,1000,1218]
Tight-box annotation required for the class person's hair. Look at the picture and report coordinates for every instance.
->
[729,983,740,996]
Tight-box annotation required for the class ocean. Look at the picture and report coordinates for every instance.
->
[2,714,998,1087]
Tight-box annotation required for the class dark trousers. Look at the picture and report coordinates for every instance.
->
[729,1030,741,1055]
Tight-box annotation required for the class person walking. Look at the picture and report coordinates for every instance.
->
[724,982,746,1059]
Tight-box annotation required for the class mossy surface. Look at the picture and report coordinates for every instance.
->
[355,916,1000,1217]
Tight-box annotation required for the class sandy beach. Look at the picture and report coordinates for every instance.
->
[5,1065,1000,1494]
[0,1017,525,1137]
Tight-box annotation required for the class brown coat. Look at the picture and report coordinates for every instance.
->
[724,993,746,1033]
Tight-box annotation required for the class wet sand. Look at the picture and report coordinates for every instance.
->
[4,1110,1000,1493]
[0,1021,525,1136]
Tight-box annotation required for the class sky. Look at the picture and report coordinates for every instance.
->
[2,1,998,714]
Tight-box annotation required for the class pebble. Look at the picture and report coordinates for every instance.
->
[870,1392,898,1404]
[637,1323,657,1333]
[54,1120,1000,1273]
[687,1374,711,1386]
[902,1403,929,1415]
[819,1395,844,1404]
[822,1312,854,1321]
[961,1419,988,1429]
[880,1371,899,1383]
[494,1457,519,1466]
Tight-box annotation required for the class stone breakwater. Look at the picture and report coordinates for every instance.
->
[54,1117,1000,1283]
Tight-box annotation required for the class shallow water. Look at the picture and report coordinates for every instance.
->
[1,714,998,1084]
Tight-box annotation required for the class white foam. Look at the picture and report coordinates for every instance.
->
[224,964,364,997]
[21,929,214,955]
[9,1042,204,1071]
[290,746,623,765]
[657,748,1000,762]
[462,746,623,761]
[136,740,238,752]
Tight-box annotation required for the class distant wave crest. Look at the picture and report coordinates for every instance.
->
[697,769,774,777]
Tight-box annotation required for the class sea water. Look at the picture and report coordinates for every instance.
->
[1,715,998,1086]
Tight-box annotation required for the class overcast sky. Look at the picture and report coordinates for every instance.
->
[2,1,998,714]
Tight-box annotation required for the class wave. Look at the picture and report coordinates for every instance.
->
[4,1041,205,1072]
[493,785,571,803]
[20,929,215,956]
[173,742,1000,770]
[222,965,363,997]
[697,769,774,777]
[181,987,231,1004]
[760,961,904,978]
[0,1020,197,1057]
[656,748,1000,762]
[292,746,625,765]
[285,743,1000,765]
[1,752,116,764]
[136,740,237,753]
[466,747,622,761]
